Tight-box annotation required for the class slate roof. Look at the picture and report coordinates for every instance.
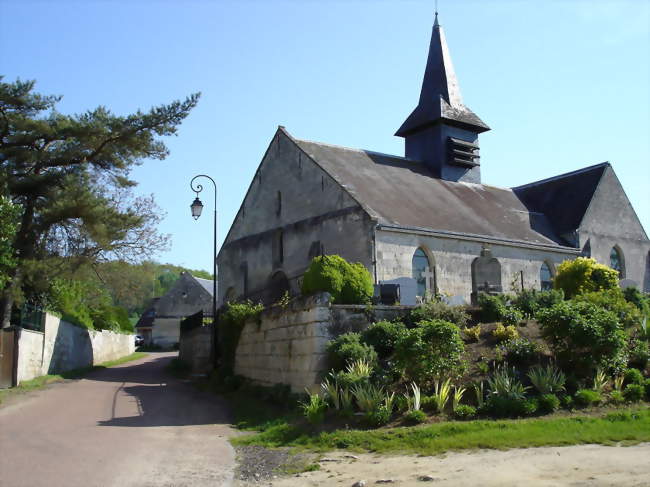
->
[396,15,489,136]
[291,135,580,249]
[135,298,159,329]
[513,163,609,237]
[193,276,215,296]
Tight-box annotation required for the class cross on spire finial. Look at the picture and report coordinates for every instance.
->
[434,0,439,26]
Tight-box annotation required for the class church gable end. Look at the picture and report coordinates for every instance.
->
[217,127,374,304]
[579,166,648,242]
[223,128,363,245]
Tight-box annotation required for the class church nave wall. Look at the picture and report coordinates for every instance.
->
[375,229,576,304]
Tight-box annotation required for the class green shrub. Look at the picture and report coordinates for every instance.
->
[627,339,649,370]
[492,323,519,342]
[497,338,540,366]
[453,404,477,420]
[553,257,619,298]
[512,289,564,318]
[574,389,602,408]
[622,286,650,317]
[522,397,539,415]
[609,390,625,405]
[486,366,528,400]
[575,290,643,329]
[91,304,133,333]
[485,395,535,418]
[361,320,405,359]
[393,320,465,384]
[527,364,566,395]
[537,301,628,375]
[365,404,392,427]
[645,379,650,400]
[301,255,372,304]
[538,393,560,414]
[327,333,377,372]
[623,383,644,402]
[404,409,427,424]
[333,359,374,389]
[624,367,644,386]
[463,324,481,342]
[477,293,507,322]
[341,262,375,305]
[300,392,328,424]
[218,300,264,377]
[501,307,524,327]
[410,300,469,328]
[560,395,574,410]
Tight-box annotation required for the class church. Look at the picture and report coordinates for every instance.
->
[217,14,649,306]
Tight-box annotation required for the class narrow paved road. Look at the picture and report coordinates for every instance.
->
[0,352,236,487]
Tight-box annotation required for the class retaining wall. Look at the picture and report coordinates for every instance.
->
[179,325,213,374]
[16,313,135,384]
[234,293,409,392]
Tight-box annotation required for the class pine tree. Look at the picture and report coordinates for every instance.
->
[0,77,200,326]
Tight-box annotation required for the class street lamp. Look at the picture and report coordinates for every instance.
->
[189,175,218,363]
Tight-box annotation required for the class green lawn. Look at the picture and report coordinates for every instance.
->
[0,352,147,404]
[231,406,650,454]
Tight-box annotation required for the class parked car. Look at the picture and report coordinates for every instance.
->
[134,335,144,346]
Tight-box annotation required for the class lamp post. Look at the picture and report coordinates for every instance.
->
[190,175,218,346]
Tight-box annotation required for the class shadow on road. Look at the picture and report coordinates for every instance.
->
[87,352,232,428]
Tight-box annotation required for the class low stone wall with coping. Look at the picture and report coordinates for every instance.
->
[234,293,410,392]
[15,313,135,384]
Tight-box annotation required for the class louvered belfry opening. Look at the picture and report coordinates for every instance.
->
[448,137,480,168]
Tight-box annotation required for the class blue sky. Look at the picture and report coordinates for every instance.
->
[2,0,648,273]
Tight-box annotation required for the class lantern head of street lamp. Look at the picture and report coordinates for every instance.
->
[190,197,204,220]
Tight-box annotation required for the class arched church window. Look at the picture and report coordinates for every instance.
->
[540,262,553,290]
[412,248,434,298]
[610,247,624,278]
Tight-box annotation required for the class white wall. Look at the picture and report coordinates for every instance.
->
[16,313,135,384]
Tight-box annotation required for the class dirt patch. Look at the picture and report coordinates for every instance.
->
[265,443,650,486]
[234,445,320,485]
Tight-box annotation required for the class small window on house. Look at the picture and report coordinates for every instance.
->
[540,262,553,290]
[610,247,624,278]
[412,248,434,298]
[276,191,282,216]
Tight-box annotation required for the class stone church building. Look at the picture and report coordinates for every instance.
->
[217,14,649,306]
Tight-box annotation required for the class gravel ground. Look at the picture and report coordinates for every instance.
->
[234,445,320,485]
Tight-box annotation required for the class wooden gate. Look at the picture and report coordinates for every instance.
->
[0,328,16,388]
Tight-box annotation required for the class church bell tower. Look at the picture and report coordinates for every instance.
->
[396,13,489,183]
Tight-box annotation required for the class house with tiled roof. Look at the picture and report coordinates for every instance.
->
[217,13,649,306]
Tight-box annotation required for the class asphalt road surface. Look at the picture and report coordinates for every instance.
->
[0,352,236,487]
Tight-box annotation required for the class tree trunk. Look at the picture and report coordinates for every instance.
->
[0,276,17,328]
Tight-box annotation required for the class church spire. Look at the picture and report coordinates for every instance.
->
[396,13,489,183]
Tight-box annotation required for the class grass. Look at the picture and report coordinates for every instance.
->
[0,352,147,404]
[231,405,650,455]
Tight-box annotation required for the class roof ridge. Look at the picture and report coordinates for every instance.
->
[513,162,610,190]
[294,137,408,161]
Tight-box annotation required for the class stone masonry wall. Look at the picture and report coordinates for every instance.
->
[16,313,135,384]
[234,293,409,393]
[179,325,213,374]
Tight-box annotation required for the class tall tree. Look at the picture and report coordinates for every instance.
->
[0,194,19,288]
[0,77,200,326]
